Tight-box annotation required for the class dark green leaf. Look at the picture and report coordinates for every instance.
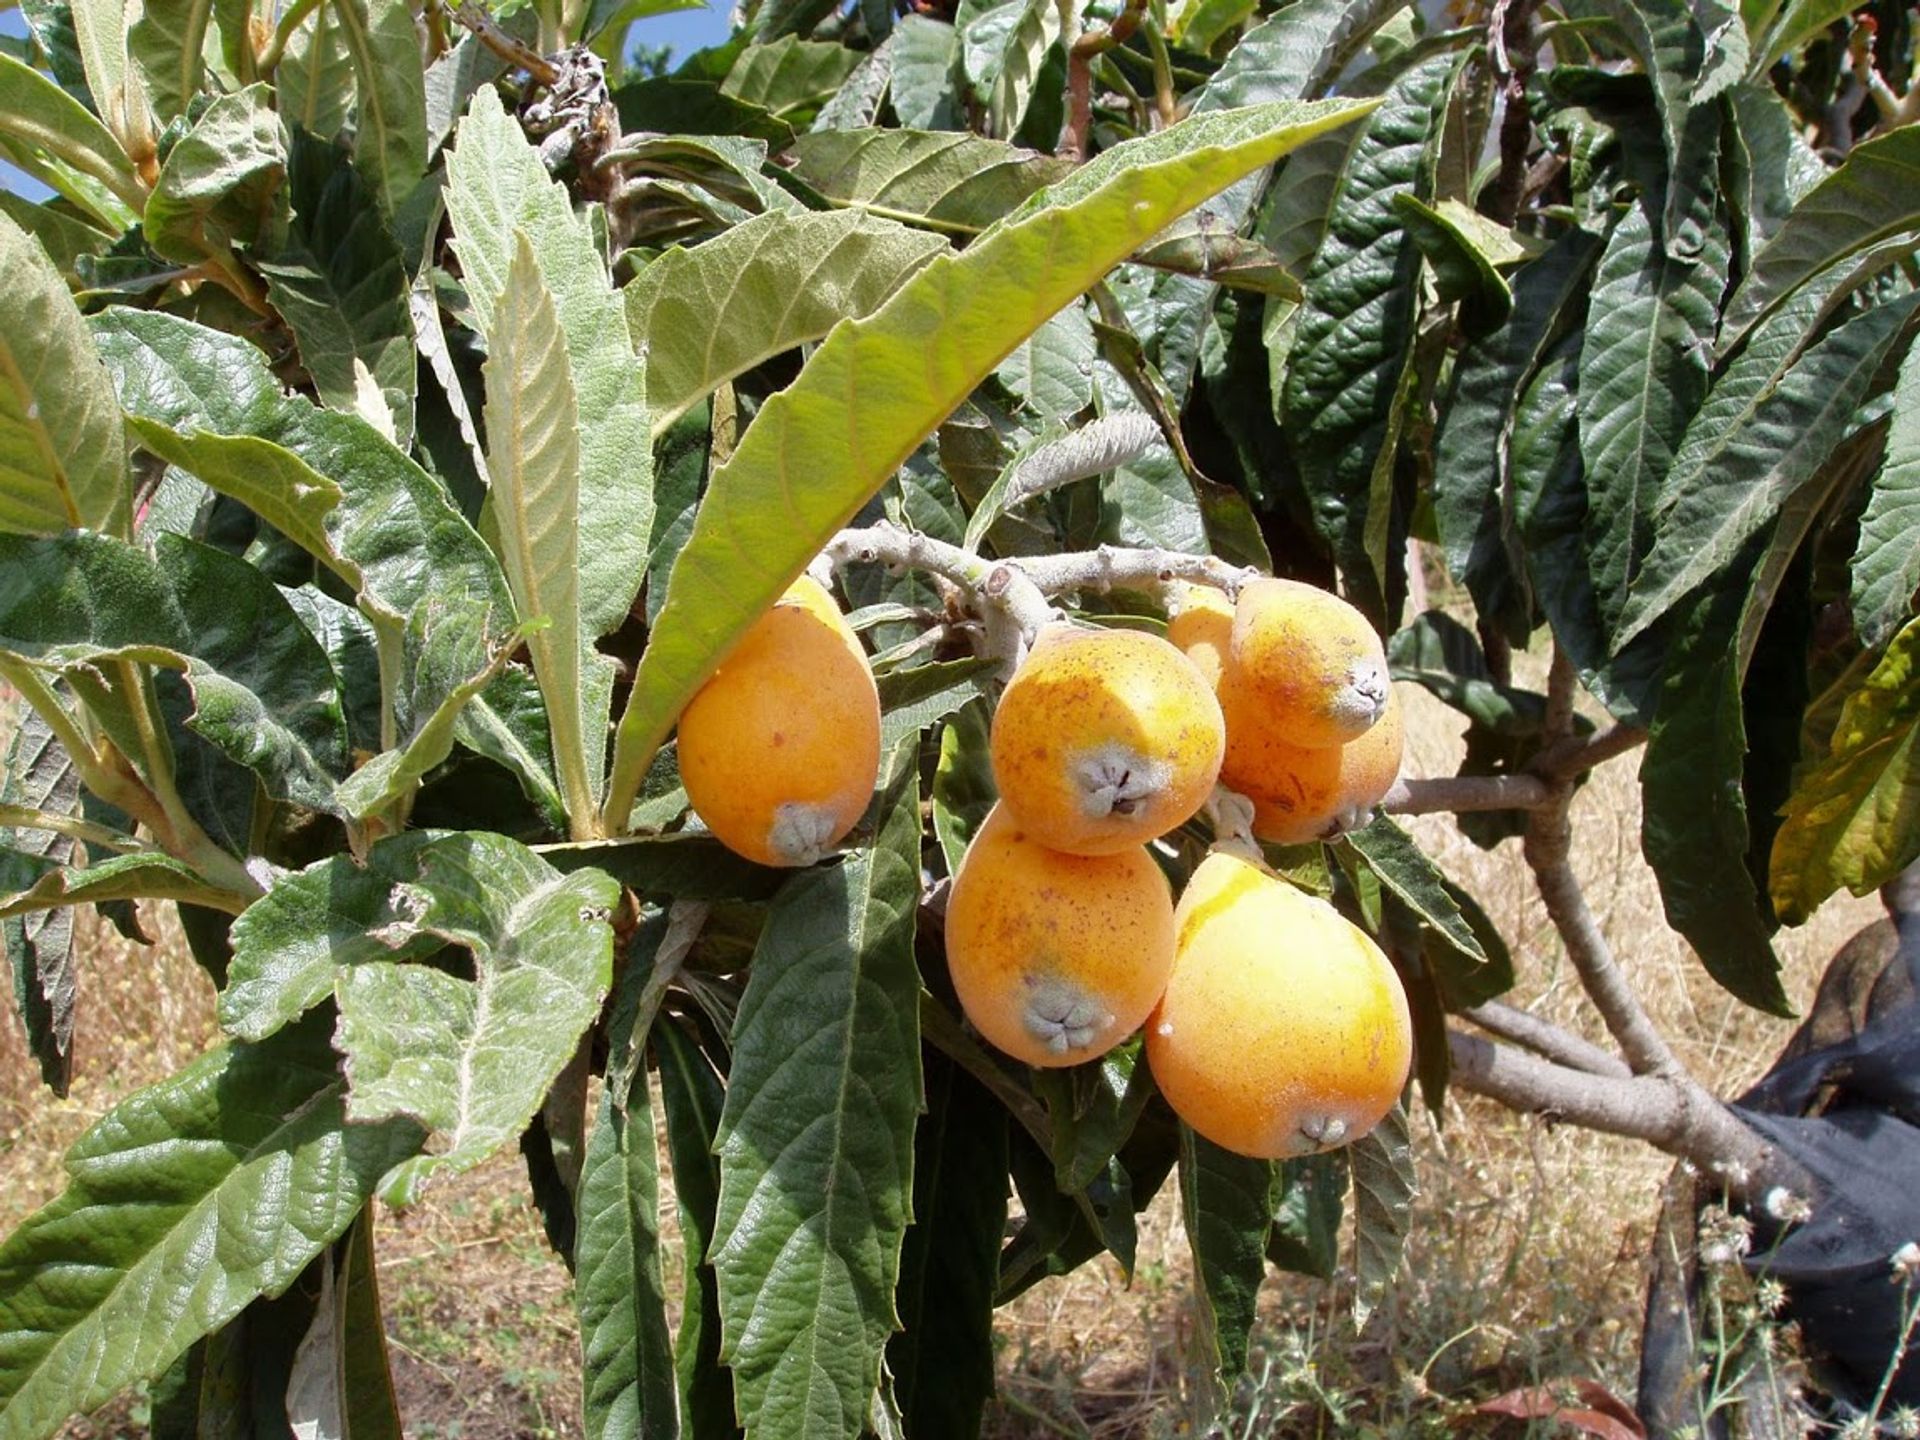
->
[656,1019,739,1440]
[1640,538,1791,1013]
[1349,1099,1413,1324]
[1281,53,1458,625]
[329,0,428,217]
[335,833,618,1206]
[886,1050,1008,1440]
[1576,184,1728,636]
[1179,1127,1273,1407]
[876,656,999,752]
[1,708,78,1095]
[1267,1150,1345,1279]
[1852,336,1920,649]
[711,751,922,1439]
[0,1016,423,1439]
[257,133,416,444]
[932,697,995,877]
[1341,816,1491,969]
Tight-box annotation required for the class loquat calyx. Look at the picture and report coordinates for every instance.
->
[1230,578,1390,748]
[675,573,881,868]
[990,623,1225,856]
[944,802,1176,1067]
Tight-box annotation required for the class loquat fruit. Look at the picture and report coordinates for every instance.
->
[1147,850,1411,1159]
[676,573,881,867]
[1218,681,1404,844]
[990,623,1225,855]
[944,803,1176,1067]
[1164,583,1235,691]
[1230,578,1390,748]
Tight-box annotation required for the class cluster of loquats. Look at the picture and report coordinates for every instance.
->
[676,572,1411,1162]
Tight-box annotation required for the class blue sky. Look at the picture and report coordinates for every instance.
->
[0,0,736,200]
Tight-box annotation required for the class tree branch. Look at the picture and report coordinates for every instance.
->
[1446,1031,1804,1201]
[1463,1001,1632,1078]
[1382,773,1551,815]
[1523,645,1679,1078]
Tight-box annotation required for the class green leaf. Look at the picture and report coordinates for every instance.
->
[282,1214,405,1440]
[1852,337,1920,649]
[931,697,995,876]
[330,602,520,823]
[0,530,351,813]
[1280,52,1457,622]
[220,833,443,1043]
[92,306,513,629]
[885,1051,1007,1440]
[142,84,288,268]
[578,917,679,1440]
[1753,0,1857,69]
[447,86,652,639]
[1268,1151,1345,1278]
[278,0,357,141]
[655,1020,738,1440]
[627,210,947,435]
[1724,79,1825,256]
[1616,293,1920,652]
[1770,617,1920,925]
[1349,1099,1413,1325]
[1430,229,1602,644]
[335,832,619,1206]
[1179,1128,1273,1407]
[885,16,960,129]
[256,133,416,444]
[329,0,427,216]
[1576,188,1728,634]
[1721,127,1920,349]
[2,709,79,1096]
[995,302,1096,418]
[1640,538,1791,1013]
[605,97,1380,827]
[0,49,145,219]
[0,209,131,538]
[542,833,785,902]
[1341,816,1491,966]
[128,0,218,122]
[711,750,922,1440]
[483,233,609,835]
[955,0,1060,140]
[720,34,862,119]
[875,655,998,752]
[0,190,114,272]
[0,1017,424,1440]
[455,664,567,831]
[1196,0,1405,113]
[782,129,1071,234]
[1583,0,1726,260]
[1392,192,1513,331]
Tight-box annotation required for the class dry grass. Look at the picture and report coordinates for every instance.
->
[0,666,1885,1438]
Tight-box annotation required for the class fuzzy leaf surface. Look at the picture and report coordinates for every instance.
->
[482,234,607,831]
[1851,333,1920,649]
[710,754,922,1440]
[1617,293,1920,651]
[629,210,947,434]
[0,1018,423,1440]
[0,50,144,219]
[329,0,427,215]
[142,86,287,268]
[605,97,1378,825]
[0,209,130,538]
[783,129,1070,232]
[1349,1100,1414,1325]
[335,833,618,1207]
[1722,126,1920,346]
[447,87,651,637]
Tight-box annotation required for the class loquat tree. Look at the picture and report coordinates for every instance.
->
[0,0,1914,1428]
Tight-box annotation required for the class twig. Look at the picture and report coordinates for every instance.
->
[1523,645,1679,1078]
[1063,0,1146,160]
[1445,1031,1802,1201]
[1533,721,1648,781]
[452,1,560,85]
[1382,773,1552,815]
[1462,1001,1631,1078]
